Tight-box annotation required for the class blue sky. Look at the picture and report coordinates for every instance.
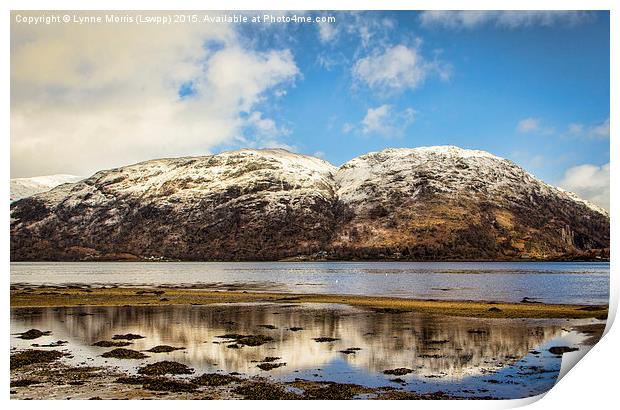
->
[11,10,610,207]
[223,11,610,184]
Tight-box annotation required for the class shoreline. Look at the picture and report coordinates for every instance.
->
[10,286,608,319]
[10,258,611,262]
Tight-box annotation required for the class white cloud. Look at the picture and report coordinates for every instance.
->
[232,112,296,152]
[558,163,610,210]
[419,11,594,29]
[352,44,449,94]
[362,105,391,134]
[361,104,416,137]
[568,118,610,139]
[529,155,546,169]
[517,117,541,133]
[342,123,355,134]
[517,117,556,135]
[341,12,396,49]
[11,11,299,177]
[246,111,290,138]
[317,20,338,43]
[568,123,584,135]
[316,54,337,70]
[232,109,296,153]
[314,12,396,49]
[518,116,609,139]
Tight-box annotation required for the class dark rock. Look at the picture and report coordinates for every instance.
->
[234,382,299,400]
[101,348,148,359]
[549,346,579,355]
[92,340,132,347]
[313,337,339,343]
[16,329,51,340]
[10,350,63,369]
[257,362,286,371]
[383,368,414,376]
[193,373,242,386]
[111,333,144,340]
[138,361,194,376]
[216,334,273,347]
[145,345,185,353]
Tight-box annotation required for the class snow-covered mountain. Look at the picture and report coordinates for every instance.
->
[10,174,83,202]
[10,147,609,261]
[330,146,608,260]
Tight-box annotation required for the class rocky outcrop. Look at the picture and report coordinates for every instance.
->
[10,147,610,261]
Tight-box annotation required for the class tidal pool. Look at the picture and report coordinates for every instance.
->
[10,303,600,399]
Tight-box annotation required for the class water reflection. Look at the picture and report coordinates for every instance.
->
[11,303,590,398]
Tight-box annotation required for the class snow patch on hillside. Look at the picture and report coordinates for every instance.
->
[10,174,83,202]
[18,147,607,219]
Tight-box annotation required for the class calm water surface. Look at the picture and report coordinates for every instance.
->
[11,261,610,304]
[10,303,598,399]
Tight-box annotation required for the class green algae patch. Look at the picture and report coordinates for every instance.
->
[10,349,63,369]
[145,345,185,353]
[193,373,242,386]
[112,333,145,340]
[383,368,414,376]
[101,348,148,359]
[16,329,52,340]
[92,340,132,347]
[216,334,273,347]
[234,382,300,400]
[138,361,194,376]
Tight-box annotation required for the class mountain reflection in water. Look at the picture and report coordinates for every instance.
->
[11,303,591,399]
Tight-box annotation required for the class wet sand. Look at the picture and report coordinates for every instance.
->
[11,286,608,319]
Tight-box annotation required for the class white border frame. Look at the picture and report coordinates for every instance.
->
[2,1,617,409]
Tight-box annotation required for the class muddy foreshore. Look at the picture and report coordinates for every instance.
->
[10,360,464,400]
[10,286,607,400]
[11,318,605,400]
[10,286,608,319]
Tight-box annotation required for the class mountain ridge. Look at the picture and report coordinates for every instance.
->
[10,146,609,262]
